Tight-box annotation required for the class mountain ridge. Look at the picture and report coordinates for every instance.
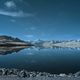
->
[0,35,28,46]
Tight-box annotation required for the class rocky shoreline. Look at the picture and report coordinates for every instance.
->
[0,68,80,80]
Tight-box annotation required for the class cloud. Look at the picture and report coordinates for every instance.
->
[4,1,16,8]
[0,0,34,18]
[0,10,34,17]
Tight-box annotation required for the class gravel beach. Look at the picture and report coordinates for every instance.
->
[0,68,80,80]
[0,75,80,80]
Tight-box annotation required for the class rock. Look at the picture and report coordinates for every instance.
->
[59,73,67,77]
[9,69,14,75]
[68,73,73,77]
[47,74,54,77]
[0,69,3,75]
[18,70,28,78]
[36,72,43,77]
[26,73,30,78]
[29,72,36,77]
[40,72,47,76]
[13,69,20,75]
[53,74,58,77]
[1,68,8,75]
[74,71,80,77]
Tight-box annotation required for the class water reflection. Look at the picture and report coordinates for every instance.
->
[0,46,27,55]
[0,46,80,55]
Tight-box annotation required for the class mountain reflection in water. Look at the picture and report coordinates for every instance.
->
[0,46,28,55]
[0,46,80,55]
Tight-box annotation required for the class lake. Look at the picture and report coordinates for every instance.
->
[0,47,80,74]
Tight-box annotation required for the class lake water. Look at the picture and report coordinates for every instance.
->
[0,47,80,74]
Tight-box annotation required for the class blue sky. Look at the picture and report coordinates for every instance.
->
[0,0,80,40]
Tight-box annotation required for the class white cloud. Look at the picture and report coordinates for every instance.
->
[0,0,34,18]
[4,1,16,8]
[0,10,34,17]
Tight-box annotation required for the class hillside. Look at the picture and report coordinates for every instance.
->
[0,35,28,46]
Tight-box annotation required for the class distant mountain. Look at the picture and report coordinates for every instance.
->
[30,40,80,48]
[0,35,24,42]
[0,35,30,46]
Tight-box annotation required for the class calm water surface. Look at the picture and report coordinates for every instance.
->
[0,47,80,74]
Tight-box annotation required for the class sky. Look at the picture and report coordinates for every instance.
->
[0,0,80,41]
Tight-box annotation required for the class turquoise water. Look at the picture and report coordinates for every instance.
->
[0,47,80,74]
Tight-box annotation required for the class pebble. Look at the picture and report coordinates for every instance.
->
[0,68,79,78]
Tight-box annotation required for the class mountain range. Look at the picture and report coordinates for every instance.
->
[0,35,28,46]
[0,35,80,48]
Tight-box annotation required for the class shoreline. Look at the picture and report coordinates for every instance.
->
[0,68,80,80]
